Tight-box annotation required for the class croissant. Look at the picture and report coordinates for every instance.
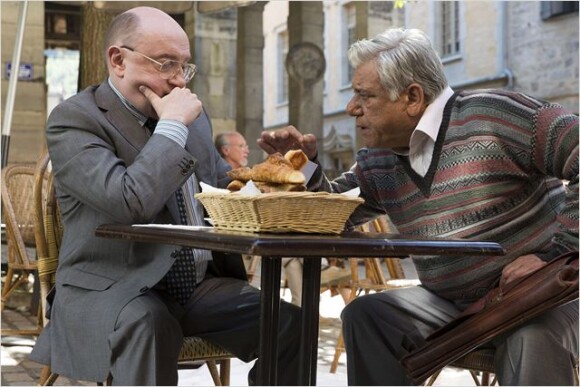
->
[225,151,307,188]
[284,149,309,170]
[264,152,294,168]
[252,161,305,184]
[227,166,253,182]
[227,179,245,191]
[254,182,306,193]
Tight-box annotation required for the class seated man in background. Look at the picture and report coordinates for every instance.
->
[258,27,578,386]
[214,131,250,169]
[30,7,301,386]
[215,131,307,305]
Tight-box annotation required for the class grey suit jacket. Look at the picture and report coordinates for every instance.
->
[29,81,245,381]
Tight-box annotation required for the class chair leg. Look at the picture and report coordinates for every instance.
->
[467,370,497,386]
[36,301,44,330]
[330,331,345,373]
[424,369,442,386]
[38,365,59,386]
[206,360,222,386]
[1,269,28,310]
[219,359,231,386]
[97,374,113,386]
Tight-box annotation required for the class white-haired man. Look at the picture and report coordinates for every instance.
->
[258,27,578,386]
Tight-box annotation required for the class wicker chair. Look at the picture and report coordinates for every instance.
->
[424,348,496,386]
[32,151,234,386]
[1,162,45,336]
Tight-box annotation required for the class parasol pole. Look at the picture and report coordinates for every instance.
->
[2,0,29,168]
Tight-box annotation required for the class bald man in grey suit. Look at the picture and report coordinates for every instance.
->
[30,7,300,386]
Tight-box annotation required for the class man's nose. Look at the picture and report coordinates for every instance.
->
[168,73,187,88]
[346,97,362,116]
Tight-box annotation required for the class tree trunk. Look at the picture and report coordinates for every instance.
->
[78,3,115,90]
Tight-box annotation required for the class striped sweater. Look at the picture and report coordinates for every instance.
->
[313,89,579,305]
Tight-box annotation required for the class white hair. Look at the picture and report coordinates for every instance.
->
[348,28,448,104]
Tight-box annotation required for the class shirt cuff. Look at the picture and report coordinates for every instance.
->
[155,119,188,147]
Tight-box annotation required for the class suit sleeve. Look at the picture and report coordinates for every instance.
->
[47,99,194,224]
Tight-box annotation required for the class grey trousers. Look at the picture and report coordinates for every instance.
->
[342,286,579,386]
[109,276,301,385]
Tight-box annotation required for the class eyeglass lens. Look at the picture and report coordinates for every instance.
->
[159,61,196,82]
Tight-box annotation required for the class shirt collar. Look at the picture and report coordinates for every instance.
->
[412,86,455,146]
[107,77,148,125]
[392,86,454,157]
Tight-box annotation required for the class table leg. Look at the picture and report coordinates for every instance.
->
[299,257,322,385]
[258,256,282,385]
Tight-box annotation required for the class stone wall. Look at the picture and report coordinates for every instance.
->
[507,2,579,112]
[192,8,238,136]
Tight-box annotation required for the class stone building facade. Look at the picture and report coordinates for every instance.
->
[1,1,578,169]
[262,1,579,174]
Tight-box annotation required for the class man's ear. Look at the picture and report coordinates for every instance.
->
[404,83,426,117]
[109,46,125,77]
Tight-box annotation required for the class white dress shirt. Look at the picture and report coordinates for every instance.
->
[407,86,455,176]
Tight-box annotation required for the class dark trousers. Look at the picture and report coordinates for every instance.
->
[109,276,301,385]
[341,286,579,386]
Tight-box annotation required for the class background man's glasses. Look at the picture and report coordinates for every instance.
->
[121,46,197,82]
[228,143,249,149]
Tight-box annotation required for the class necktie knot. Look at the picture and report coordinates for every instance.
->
[144,118,158,134]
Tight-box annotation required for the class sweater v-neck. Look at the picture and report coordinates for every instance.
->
[399,91,460,197]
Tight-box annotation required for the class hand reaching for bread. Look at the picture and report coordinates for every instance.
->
[227,150,309,193]
[257,125,318,160]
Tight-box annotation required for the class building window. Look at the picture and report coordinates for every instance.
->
[45,2,81,49]
[541,1,579,20]
[440,1,460,57]
[277,31,289,104]
[342,4,356,85]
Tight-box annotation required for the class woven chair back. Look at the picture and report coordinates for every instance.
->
[33,151,62,327]
[1,165,39,262]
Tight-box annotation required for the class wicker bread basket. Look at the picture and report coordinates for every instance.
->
[195,191,364,234]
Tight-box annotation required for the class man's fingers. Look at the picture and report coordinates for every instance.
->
[257,138,277,154]
[139,85,160,104]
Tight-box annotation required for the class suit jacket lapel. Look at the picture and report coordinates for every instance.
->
[185,108,212,184]
[95,82,149,151]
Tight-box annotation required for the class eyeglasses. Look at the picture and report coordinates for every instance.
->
[228,143,249,149]
[121,45,197,83]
